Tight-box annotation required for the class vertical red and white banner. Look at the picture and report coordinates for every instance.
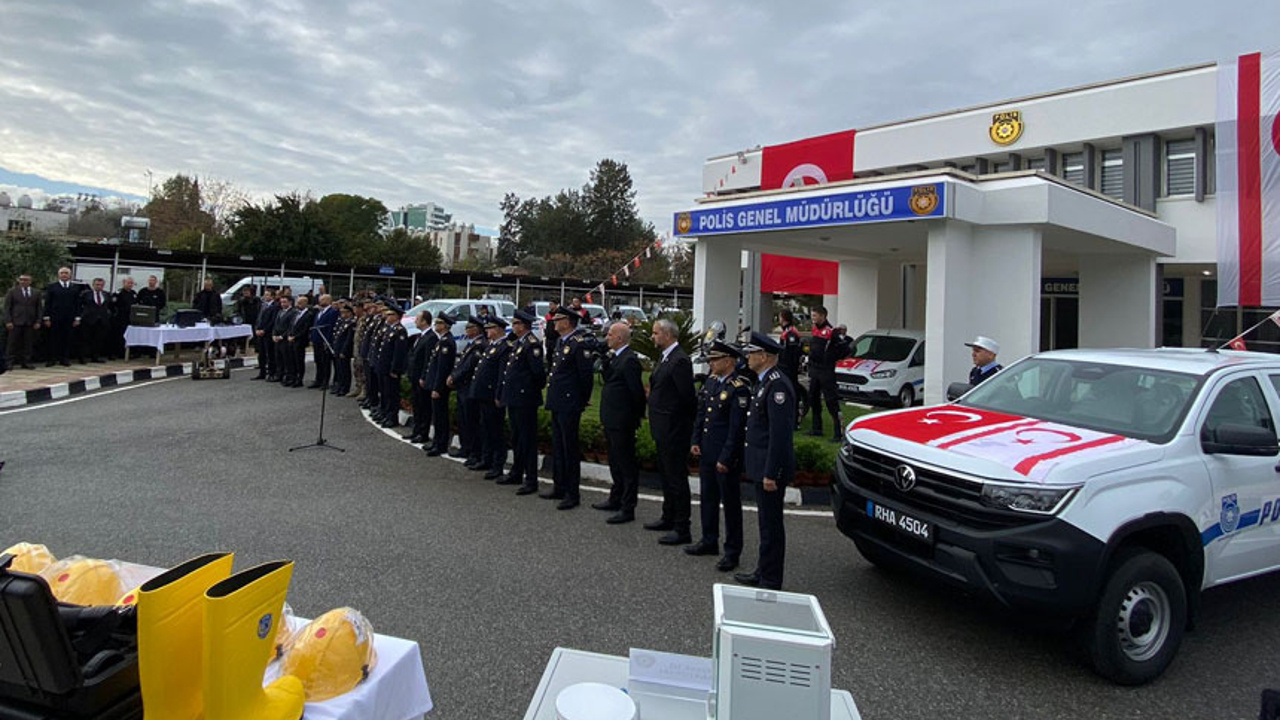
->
[1217,50,1280,307]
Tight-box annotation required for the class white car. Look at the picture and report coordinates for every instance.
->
[401,298,514,338]
[834,329,925,408]
[834,347,1280,684]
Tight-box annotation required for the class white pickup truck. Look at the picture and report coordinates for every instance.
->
[833,347,1280,684]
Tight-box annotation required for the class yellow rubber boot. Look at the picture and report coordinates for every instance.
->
[202,561,305,720]
[136,552,234,720]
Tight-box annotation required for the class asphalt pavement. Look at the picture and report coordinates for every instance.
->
[1,369,1278,719]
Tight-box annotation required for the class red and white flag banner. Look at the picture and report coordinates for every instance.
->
[1216,51,1280,307]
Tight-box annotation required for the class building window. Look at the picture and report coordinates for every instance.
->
[1025,157,1046,171]
[1062,152,1085,186]
[6,219,32,233]
[1100,149,1123,199]
[991,161,1011,173]
[1165,138,1196,196]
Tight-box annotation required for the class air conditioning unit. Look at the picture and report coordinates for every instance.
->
[709,584,833,720]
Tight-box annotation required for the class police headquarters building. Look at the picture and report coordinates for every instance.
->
[676,58,1266,405]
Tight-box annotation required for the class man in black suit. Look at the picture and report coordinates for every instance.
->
[424,312,457,456]
[76,277,112,363]
[543,305,595,510]
[735,332,797,591]
[646,317,697,545]
[42,267,79,366]
[109,277,136,360]
[252,290,278,380]
[308,294,339,390]
[499,309,546,493]
[592,321,646,524]
[271,295,299,385]
[470,316,511,478]
[286,295,315,387]
[192,278,222,322]
[4,274,41,369]
[687,340,751,571]
[406,312,435,444]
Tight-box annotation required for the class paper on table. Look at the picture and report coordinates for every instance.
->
[628,648,713,692]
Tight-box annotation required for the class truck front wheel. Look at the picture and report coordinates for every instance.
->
[1083,549,1186,685]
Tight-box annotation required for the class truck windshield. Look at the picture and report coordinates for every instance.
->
[958,358,1201,443]
[851,334,916,362]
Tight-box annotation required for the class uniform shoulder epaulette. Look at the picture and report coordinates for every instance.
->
[729,377,748,389]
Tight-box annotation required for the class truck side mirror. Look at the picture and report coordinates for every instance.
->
[946,382,973,402]
[1202,423,1280,457]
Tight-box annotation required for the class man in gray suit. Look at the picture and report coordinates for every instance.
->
[4,274,41,369]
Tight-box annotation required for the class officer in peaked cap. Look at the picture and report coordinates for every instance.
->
[375,304,409,428]
[543,304,595,510]
[734,331,795,590]
[406,310,436,444]
[500,309,546,492]
[424,312,458,455]
[450,315,487,467]
[470,315,511,478]
[687,339,751,572]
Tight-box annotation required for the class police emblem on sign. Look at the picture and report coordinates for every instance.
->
[676,212,693,235]
[909,185,939,216]
[257,613,273,640]
[989,110,1024,146]
[1221,494,1240,534]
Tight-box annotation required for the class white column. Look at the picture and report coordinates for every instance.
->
[692,237,742,333]
[835,260,878,335]
[1078,253,1158,349]
[924,221,974,406]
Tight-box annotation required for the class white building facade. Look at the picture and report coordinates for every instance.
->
[428,222,496,268]
[677,62,1254,403]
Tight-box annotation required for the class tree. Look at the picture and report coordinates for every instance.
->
[583,159,640,252]
[201,178,251,238]
[68,206,131,239]
[497,192,523,265]
[225,192,340,261]
[143,174,215,248]
[0,234,72,289]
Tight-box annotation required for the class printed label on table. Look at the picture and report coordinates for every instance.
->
[628,648,713,692]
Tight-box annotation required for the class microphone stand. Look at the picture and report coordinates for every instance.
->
[289,324,345,453]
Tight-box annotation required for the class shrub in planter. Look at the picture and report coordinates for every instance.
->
[792,435,837,487]
[634,421,658,471]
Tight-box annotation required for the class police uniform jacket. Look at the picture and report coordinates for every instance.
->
[359,316,384,360]
[377,323,409,376]
[408,331,435,384]
[744,367,797,484]
[425,332,457,393]
[469,336,511,402]
[546,327,595,414]
[450,336,484,391]
[970,363,1002,386]
[499,332,545,408]
[778,325,803,376]
[332,317,355,357]
[693,372,751,469]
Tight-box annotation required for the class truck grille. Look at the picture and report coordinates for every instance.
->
[842,445,1043,530]
[839,374,868,386]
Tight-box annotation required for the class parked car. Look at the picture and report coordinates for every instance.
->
[219,276,321,307]
[834,347,1280,684]
[610,305,649,325]
[531,301,609,335]
[834,329,925,408]
[401,298,514,338]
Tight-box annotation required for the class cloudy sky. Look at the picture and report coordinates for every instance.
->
[1,0,1278,230]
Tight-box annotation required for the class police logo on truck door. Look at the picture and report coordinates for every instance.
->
[1221,494,1240,534]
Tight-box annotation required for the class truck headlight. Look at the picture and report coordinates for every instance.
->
[870,369,897,379]
[980,484,1079,514]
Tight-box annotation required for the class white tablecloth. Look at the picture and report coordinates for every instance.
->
[123,323,253,350]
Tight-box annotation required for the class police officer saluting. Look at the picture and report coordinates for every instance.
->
[687,339,751,572]
[543,304,595,510]
[735,331,796,591]
[424,312,457,456]
[470,316,512,478]
[499,309,546,493]
[450,316,486,467]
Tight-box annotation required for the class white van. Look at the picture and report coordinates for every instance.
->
[72,263,166,292]
[835,328,925,408]
[219,276,322,306]
[400,298,515,338]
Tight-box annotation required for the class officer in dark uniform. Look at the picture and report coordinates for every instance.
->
[406,312,435,444]
[252,290,279,380]
[735,331,796,591]
[777,309,805,426]
[807,306,843,439]
[543,305,595,510]
[966,335,1002,386]
[470,316,512,478]
[330,303,356,396]
[687,339,751,572]
[450,316,486,468]
[499,309,546,493]
[359,301,386,411]
[424,312,458,456]
[376,306,409,428]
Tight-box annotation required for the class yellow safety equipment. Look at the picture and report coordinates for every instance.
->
[281,607,378,701]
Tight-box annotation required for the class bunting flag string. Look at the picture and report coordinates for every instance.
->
[581,236,670,303]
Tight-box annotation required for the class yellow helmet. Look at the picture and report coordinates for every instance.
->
[3,542,56,574]
[280,608,377,701]
[39,556,125,607]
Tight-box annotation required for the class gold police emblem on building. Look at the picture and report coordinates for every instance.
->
[989,110,1023,146]
[909,185,939,216]
[676,212,693,235]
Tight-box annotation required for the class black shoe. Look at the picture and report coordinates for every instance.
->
[606,511,635,525]
[659,532,693,546]
[734,572,761,587]
[380,419,399,428]
[425,449,443,457]
[251,374,266,381]
[539,491,565,500]
[515,485,539,495]
[591,501,621,512]
[684,541,718,556]
[306,383,322,389]
[556,498,580,510]
[643,520,674,532]
[716,556,739,572]
[485,470,505,480]
[91,358,105,363]
[407,435,424,444]
[447,450,466,458]
[496,476,521,485]
[463,460,479,469]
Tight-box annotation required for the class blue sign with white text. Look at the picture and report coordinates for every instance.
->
[674,182,946,237]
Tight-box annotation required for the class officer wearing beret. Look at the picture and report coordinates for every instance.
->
[687,339,751,572]
[499,309,546,493]
[470,316,512,478]
[450,316,486,467]
[543,305,595,510]
[376,305,409,428]
[424,312,458,456]
[735,331,796,591]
